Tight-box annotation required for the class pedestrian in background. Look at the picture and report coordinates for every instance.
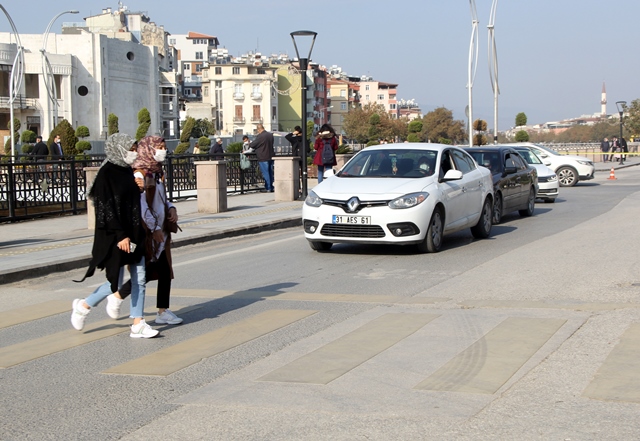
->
[31,135,49,182]
[620,137,628,164]
[286,126,304,192]
[71,133,159,338]
[49,134,63,159]
[313,123,338,183]
[249,124,275,192]
[242,135,253,153]
[108,136,182,325]
[210,137,224,160]
[611,137,620,162]
[600,137,610,163]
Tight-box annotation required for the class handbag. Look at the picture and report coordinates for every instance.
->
[164,205,181,233]
[240,153,251,170]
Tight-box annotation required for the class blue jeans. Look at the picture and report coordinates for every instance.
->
[259,160,274,191]
[85,257,146,318]
[317,165,332,183]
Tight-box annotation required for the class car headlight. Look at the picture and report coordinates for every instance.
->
[577,160,592,166]
[388,192,429,209]
[305,190,323,207]
[548,174,558,182]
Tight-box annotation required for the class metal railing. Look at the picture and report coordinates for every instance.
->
[0,153,268,223]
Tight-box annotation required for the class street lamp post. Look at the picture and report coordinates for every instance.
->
[467,0,479,148]
[290,30,317,200]
[487,0,499,144]
[41,10,78,134]
[616,101,626,165]
[0,4,25,160]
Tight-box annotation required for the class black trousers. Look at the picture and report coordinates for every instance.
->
[119,250,171,309]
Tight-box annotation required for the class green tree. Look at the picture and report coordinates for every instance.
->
[515,130,530,142]
[176,116,196,154]
[408,119,423,134]
[20,130,36,144]
[75,126,90,139]
[368,113,381,141]
[192,118,215,138]
[307,120,314,142]
[198,136,211,154]
[75,140,92,155]
[343,103,384,144]
[473,119,487,131]
[407,133,421,143]
[421,107,465,144]
[48,119,78,155]
[226,142,243,153]
[473,134,488,146]
[4,118,20,154]
[623,99,640,138]
[515,112,527,127]
[136,108,151,141]
[107,113,119,135]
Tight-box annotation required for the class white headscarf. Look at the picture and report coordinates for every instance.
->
[104,133,136,168]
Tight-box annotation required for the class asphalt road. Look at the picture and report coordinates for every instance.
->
[2,168,640,440]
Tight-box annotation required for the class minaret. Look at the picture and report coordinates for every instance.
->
[601,82,607,116]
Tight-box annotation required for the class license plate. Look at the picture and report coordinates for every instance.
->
[332,215,371,225]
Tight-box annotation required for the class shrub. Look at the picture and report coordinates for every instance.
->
[48,119,78,155]
[76,126,90,138]
[226,142,242,153]
[336,144,353,154]
[198,136,211,148]
[180,117,195,143]
[407,133,421,143]
[515,130,530,142]
[21,144,33,154]
[366,140,380,147]
[75,140,92,154]
[21,130,36,143]
[437,137,452,145]
[174,142,191,154]
[108,113,119,135]
[136,108,151,141]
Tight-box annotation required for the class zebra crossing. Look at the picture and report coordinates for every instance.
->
[2,289,640,406]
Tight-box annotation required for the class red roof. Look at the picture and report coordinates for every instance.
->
[188,32,216,39]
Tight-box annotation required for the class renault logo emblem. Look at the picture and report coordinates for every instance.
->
[346,197,360,212]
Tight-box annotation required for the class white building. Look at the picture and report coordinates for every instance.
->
[358,78,399,118]
[200,52,278,136]
[169,32,220,101]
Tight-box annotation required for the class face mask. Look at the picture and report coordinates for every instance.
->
[420,163,429,171]
[153,149,167,162]
[124,151,138,165]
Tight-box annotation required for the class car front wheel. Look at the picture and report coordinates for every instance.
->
[471,197,492,238]
[557,166,578,187]
[519,187,535,217]
[309,241,332,252]
[417,207,444,253]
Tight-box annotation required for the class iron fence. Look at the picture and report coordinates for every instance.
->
[0,153,267,223]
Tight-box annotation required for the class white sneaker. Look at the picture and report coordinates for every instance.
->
[106,294,124,319]
[130,319,159,339]
[155,309,183,325]
[71,299,90,331]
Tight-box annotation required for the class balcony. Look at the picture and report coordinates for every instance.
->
[251,92,262,100]
[233,92,245,100]
[0,95,38,110]
[233,117,246,123]
[251,116,263,123]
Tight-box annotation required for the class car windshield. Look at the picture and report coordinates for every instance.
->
[338,149,438,178]
[535,144,560,155]
[466,151,501,173]
[515,149,542,164]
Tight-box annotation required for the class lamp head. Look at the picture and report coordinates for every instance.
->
[616,100,626,114]
[290,30,317,61]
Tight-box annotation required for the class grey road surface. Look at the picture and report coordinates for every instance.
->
[2,168,640,440]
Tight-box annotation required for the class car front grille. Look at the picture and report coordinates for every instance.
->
[320,224,386,238]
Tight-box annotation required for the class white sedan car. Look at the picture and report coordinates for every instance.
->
[302,144,494,253]
[501,143,594,187]
[512,146,559,203]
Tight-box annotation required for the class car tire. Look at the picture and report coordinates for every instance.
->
[492,193,503,225]
[417,207,443,253]
[309,241,332,252]
[556,166,578,187]
[471,197,492,239]
[519,187,535,217]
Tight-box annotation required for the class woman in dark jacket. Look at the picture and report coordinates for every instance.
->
[71,133,158,338]
[312,123,338,183]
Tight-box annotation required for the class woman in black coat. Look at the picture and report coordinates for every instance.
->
[71,133,159,338]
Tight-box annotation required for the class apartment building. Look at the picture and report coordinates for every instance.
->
[169,32,220,100]
[200,52,278,136]
[277,62,329,134]
[358,78,399,118]
[327,78,360,135]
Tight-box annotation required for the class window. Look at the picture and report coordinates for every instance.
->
[341,102,347,110]
[365,85,370,90]
[195,64,203,72]
[252,84,260,94]
[203,70,208,79]
[272,106,277,121]
[390,104,396,110]
[195,52,203,60]
[451,149,476,174]
[232,67,240,75]
[365,95,369,100]
[184,63,190,70]
[215,81,222,88]
[215,67,222,75]
[169,38,176,45]
[257,68,265,74]
[203,86,209,97]
[253,105,261,119]
[378,94,385,101]
[234,84,242,94]
[340,90,346,97]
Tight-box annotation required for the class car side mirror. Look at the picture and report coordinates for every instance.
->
[441,169,463,181]
[504,166,518,175]
[543,159,551,166]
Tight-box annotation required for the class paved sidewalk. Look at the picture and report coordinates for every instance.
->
[0,192,303,284]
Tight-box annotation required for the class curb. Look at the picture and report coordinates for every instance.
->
[0,217,302,285]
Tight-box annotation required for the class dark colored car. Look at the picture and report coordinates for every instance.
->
[464,146,538,224]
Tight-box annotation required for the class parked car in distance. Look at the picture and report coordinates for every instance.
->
[302,144,494,253]
[464,146,537,224]
[512,146,559,203]
[500,143,594,187]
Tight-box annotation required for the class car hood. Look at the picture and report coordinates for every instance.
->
[529,164,555,177]
[313,176,433,199]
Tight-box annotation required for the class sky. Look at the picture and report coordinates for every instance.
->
[2,0,639,132]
